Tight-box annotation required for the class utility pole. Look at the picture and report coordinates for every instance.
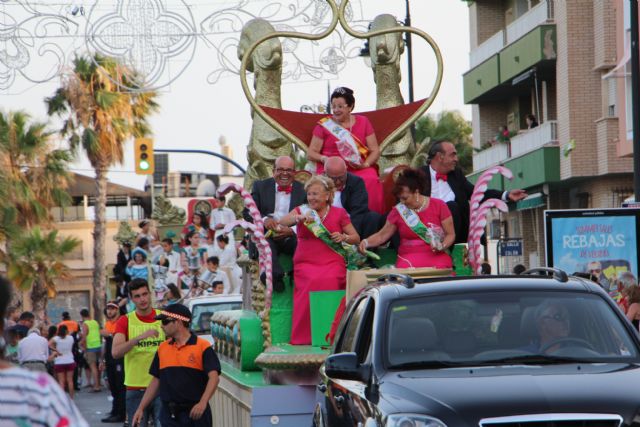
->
[631,0,640,200]
[405,0,415,103]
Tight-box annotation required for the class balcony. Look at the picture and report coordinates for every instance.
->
[473,143,509,171]
[506,0,555,44]
[470,30,504,69]
[510,121,558,158]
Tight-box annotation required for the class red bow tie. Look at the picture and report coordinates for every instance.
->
[277,185,292,194]
[435,173,448,182]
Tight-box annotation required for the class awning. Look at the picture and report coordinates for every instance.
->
[516,192,546,211]
[603,35,631,79]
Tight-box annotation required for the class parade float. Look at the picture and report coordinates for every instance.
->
[194,2,514,425]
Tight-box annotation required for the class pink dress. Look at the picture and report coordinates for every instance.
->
[291,206,351,345]
[313,115,385,214]
[387,198,453,269]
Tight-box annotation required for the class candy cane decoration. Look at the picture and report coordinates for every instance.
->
[217,184,274,313]
[469,166,513,228]
[468,199,508,275]
[217,183,264,231]
[223,220,274,312]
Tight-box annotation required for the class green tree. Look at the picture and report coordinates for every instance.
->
[0,110,73,309]
[415,110,473,174]
[46,55,159,322]
[8,228,80,324]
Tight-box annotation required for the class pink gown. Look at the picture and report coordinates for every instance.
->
[313,115,385,214]
[387,197,453,269]
[291,206,351,345]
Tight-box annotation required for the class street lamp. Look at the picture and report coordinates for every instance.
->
[631,0,640,201]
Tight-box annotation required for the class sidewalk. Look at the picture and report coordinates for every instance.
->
[74,387,120,426]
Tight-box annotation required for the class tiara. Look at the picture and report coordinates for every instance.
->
[333,87,347,95]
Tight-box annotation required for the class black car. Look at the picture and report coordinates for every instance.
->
[313,269,640,427]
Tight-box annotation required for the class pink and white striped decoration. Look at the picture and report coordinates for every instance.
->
[217,184,273,312]
[467,166,513,275]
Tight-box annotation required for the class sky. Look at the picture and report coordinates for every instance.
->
[1,0,470,190]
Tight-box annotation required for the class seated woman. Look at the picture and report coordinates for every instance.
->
[307,87,385,214]
[358,168,455,269]
[278,175,360,345]
[181,211,213,245]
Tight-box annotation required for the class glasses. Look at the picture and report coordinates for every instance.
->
[161,318,176,326]
[542,313,568,322]
[590,269,601,274]
[275,168,294,174]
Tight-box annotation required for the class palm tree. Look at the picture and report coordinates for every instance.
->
[8,227,80,324]
[0,110,73,307]
[46,54,159,322]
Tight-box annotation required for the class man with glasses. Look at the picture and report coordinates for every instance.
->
[244,156,306,291]
[132,304,220,427]
[112,278,165,426]
[323,156,383,239]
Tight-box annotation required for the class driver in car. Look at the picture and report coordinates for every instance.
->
[535,301,571,353]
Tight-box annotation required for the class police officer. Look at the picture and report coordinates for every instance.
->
[132,304,221,427]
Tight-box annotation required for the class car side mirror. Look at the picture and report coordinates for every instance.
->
[325,352,371,383]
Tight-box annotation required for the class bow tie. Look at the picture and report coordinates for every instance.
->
[277,185,292,194]
[435,173,448,182]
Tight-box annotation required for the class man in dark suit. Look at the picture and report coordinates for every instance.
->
[420,141,527,244]
[244,156,306,291]
[323,156,383,238]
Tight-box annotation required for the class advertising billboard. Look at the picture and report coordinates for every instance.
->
[545,208,640,290]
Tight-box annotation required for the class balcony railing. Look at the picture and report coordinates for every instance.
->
[473,143,510,171]
[506,0,554,44]
[510,120,558,158]
[470,30,505,68]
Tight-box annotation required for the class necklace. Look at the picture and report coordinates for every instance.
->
[413,196,427,212]
[318,206,330,222]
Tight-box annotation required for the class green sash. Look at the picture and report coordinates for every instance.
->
[299,205,379,270]
[395,203,444,251]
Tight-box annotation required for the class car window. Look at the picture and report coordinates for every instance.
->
[191,301,242,334]
[386,291,639,368]
[335,297,370,354]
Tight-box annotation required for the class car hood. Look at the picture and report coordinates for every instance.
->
[381,363,640,425]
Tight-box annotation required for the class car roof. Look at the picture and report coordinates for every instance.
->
[184,294,242,307]
[364,273,606,302]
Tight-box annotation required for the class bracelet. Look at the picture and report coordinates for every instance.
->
[362,239,369,249]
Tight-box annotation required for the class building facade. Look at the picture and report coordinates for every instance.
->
[464,0,634,270]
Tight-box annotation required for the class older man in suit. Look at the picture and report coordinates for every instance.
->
[244,156,306,291]
[323,156,383,239]
[420,141,527,244]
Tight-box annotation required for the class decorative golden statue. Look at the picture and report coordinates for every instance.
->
[369,14,415,171]
[237,18,292,190]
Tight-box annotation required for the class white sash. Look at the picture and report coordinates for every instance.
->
[319,118,363,165]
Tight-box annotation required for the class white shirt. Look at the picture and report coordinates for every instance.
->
[211,207,237,244]
[52,335,75,365]
[207,244,237,268]
[273,183,292,220]
[200,268,231,294]
[332,190,344,209]
[160,250,181,273]
[17,331,49,363]
[429,166,456,203]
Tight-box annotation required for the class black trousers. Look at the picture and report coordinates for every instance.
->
[159,403,212,427]
[251,236,297,280]
[105,358,125,417]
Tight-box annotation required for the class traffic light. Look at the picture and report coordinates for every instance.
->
[134,138,154,175]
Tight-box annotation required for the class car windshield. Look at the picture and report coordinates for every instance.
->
[191,301,242,334]
[386,290,639,368]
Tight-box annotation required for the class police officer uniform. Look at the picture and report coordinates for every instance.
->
[150,305,221,427]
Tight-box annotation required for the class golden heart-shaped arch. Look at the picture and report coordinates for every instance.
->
[239,0,444,152]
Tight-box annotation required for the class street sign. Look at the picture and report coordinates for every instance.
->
[499,240,523,257]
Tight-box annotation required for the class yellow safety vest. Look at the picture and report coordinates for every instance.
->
[85,319,101,350]
[124,310,164,388]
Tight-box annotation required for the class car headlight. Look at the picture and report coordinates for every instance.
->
[386,414,448,427]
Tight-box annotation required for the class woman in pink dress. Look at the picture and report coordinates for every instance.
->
[358,168,455,269]
[278,175,360,345]
[307,87,385,214]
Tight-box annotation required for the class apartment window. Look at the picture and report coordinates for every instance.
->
[607,78,616,117]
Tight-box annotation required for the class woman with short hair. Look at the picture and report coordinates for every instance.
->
[278,175,360,345]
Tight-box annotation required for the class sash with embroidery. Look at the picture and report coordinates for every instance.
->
[395,203,445,251]
[298,205,379,270]
[318,117,369,165]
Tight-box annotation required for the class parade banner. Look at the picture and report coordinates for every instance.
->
[545,209,640,288]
